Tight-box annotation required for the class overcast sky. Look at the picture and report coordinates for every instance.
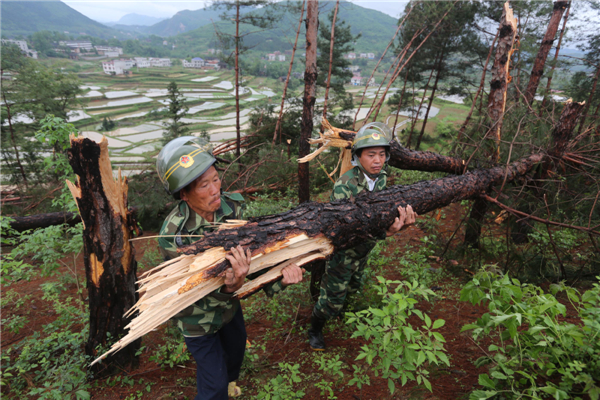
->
[62,0,408,23]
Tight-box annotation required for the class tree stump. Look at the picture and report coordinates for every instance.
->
[67,136,141,376]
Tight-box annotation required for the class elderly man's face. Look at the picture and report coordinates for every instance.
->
[181,166,221,214]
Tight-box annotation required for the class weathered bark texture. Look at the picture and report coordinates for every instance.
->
[67,136,140,376]
[183,153,544,259]
[466,2,517,246]
[540,1,571,110]
[524,1,569,105]
[487,1,518,157]
[299,0,318,203]
[9,211,81,232]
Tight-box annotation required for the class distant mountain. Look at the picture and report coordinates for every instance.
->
[1,1,121,39]
[145,7,226,37]
[115,13,166,26]
[172,1,401,56]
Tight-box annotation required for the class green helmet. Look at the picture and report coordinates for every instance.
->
[156,136,216,195]
[352,122,392,160]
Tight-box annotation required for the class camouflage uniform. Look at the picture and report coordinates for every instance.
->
[314,166,388,319]
[159,192,284,337]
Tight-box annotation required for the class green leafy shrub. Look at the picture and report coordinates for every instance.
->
[460,270,600,400]
[256,362,305,400]
[346,277,449,394]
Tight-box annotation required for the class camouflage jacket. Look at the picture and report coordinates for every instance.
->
[331,166,387,201]
[158,192,284,337]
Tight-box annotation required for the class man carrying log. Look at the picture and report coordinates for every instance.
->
[156,137,304,399]
[308,123,417,351]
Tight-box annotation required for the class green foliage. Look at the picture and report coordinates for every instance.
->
[100,116,116,131]
[162,81,189,144]
[148,325,191,369]
[256,362,305,400]
[460,270,600,400]
[346,278,449,394]
[245,191,297,218]
[1,295,91,399]
[10,223,83,281]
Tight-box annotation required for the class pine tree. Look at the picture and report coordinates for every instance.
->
[162,81,189,144]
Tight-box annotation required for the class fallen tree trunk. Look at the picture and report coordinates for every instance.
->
[92,151,544,365]
[7,211,80,232]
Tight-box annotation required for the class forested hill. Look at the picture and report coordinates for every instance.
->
[0,1,120,39]
[172,1,400,56]
[144,8,230,37]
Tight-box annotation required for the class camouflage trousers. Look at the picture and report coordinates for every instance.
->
[314,240,376,320]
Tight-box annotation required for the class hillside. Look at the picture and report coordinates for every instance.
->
[114,13,166,26]
[144,7,227,37]
[172,1,401,56]
[0,1,120,39]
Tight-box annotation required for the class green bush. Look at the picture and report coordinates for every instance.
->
[460,270,600,400]
[346,277,449,394]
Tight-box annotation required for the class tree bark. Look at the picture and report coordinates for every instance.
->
[273,0,305,145]
[235,0,241,161]
[322,0,339,120]
[67,136,141,377]
[182,153,545,262]
[465,2,517,246]
[2,92,28,186]
[540,1,571,110]
[524,1,569,105]
[8,211,81,232]
[299,0,318,204]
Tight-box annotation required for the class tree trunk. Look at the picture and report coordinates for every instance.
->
[235,0,241,161]
[9,211,81,232]
[183,153,545,260]
[392,69,410,139]
[322,0,339,120]
[407,68,434,149]
[455,27,499,151]
[416,46,445,150]
[540,0,571,110]
[524,1,569,105]
[299,0,318,204]
[273,0,305,145]
[2,93,28,186]
[465,2,518,246]
[67,137,141,376]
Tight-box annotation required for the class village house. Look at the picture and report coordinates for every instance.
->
[102,59,134,75]
[347,52,356,59]
[182,57,205,68]
[134,57,152,68]
[350,75,363,86]
[1,39,38,59]
[367,53,375,59]
[204,59,221,70]
[278,54,286,62]
[150,58,172,67]
[59,40,93,52]
[95,46,123,56]
[267,53,276,61]
[359,53,367,59]
[348,65,360,72]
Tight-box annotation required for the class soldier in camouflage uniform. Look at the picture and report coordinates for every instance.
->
[308,123,417,351]
[157,137,304,399]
